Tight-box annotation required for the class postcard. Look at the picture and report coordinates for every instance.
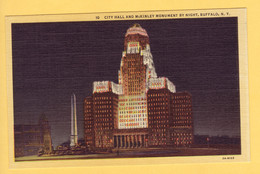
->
[5,8,249,168]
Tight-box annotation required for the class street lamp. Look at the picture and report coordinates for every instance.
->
[206,137,210,148]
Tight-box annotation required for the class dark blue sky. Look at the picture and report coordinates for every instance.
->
[12,17,240,148]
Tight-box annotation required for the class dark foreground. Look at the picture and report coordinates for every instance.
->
[15,146,241,161]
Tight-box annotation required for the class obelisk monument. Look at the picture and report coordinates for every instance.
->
[70,93,78,147]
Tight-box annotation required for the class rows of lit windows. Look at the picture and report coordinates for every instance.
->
[119,109,146,114]
[173,120,192,124]
[84,97,93,143]
[94,101,112,105]
[150,142,167,146]
[173,108,191,112]
[95,134,113,148]
[148,111,168,115]
[119,103,146,108]
[119,56,148,128]
[149,115,167,120]
[85,136,93,141]
[173,104,191,108]
[148,93,167,98]
[172,100,190,104]
[94,109,112,113]
[150,129,169,133]
[85,101,92,105]
[174,133,193,145]
[148,93,167,97]
[172,95,190,99]
[173,113,192,117]
[119,117,147,122]
[127,67,142,74]
[174,133,192,136]
[119,107,146,112]
[174,116,192,120]
[94,126,112,130]
[119,113,146,118]
[84,112,92,117]
[84,120,93,124]
[149,120,168,124]
[119,96,146,101]
[119,122,147,128]
[149,124,168,129]
[84,109,91,113]
[149,131,168,146]
[94,96,112,100]
[149,98,168,102]
[150,133,167,138]
[84,114,92,118]
[85,125,92,130]
[120,122,147,127]
[94,115,113,121]
[173,125,192,128]
[148,106,167,110]
[119,101,146,106]
[118,96,147,129]
[148,103,168,110]
[148,102,168,107]
[149,114,167,119]
[150,137,167,141]
[123,56,145,95]
[95,117,112,121]
[84,110,91,114]
[127,71,143,77]
[118,97,146,102]
[94,122,112,127]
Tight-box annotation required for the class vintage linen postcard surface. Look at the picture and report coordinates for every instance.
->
[6,8,249,168]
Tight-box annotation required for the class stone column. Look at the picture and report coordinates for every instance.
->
[131,135,134,148]
[122,135,124,148]
[142,134,144,147]
[118,135,120,148]
[134,135,137,148]
[114,136,117,148]
[138,135,142,147]
[137,135,139,148]
[127,135,129,148]
[121,135,123,148]
[124,135,127,148]
[128,135,131,148]
[132,135,135,148]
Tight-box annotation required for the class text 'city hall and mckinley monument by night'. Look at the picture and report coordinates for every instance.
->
[84,24,193,150]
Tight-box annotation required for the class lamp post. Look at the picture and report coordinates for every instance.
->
[145,138,148,147]
[206,137,210,148]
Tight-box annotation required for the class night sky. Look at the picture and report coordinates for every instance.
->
[12,17,240,148]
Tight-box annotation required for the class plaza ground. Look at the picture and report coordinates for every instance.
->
[15,146,241,161]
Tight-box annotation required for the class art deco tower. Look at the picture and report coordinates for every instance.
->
[70,93,78,147]
[117,24,175,129]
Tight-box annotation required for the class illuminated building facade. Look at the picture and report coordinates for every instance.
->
[84,82,118,149]
[170,92,193,146]
[84,24,193,150]
[148,88,193,147]
[84,96,94,148]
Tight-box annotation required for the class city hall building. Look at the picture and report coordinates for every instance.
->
[84,24,193,150]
